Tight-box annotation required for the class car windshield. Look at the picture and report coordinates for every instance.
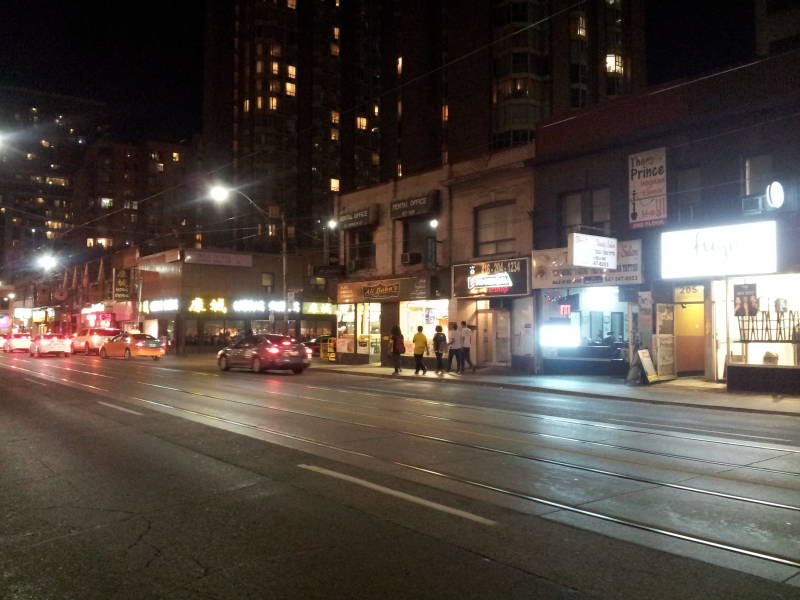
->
[265,335,292,345]
[131,334,156,341]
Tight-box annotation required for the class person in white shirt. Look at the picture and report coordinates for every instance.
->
[447,322,462,372]
[459,321,475,373]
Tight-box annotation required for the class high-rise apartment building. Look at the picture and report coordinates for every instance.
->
[203,0,645,249]
[755,0,800,56]
[0,86,109,278]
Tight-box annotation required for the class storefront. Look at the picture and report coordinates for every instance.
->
[532,240,643,375]
[300,302,337,339]
[336,276,434,364]
[658,220,796,389]
[452,257,531,369]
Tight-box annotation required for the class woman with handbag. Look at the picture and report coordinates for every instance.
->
[389,325,404,374]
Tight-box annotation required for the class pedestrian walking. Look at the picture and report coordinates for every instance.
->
[460,321,475,372]
[412,326,429,374]
[389,325,404,374]
[448,322,463,372]
[432,325,448,374]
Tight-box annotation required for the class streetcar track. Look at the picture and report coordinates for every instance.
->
[132,380,800,511]
[6,360,800,569]
[119,391,800,569]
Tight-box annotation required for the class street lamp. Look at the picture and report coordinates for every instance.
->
[37,254,58,271]
[206,185,289,334]
[327,219,337,230]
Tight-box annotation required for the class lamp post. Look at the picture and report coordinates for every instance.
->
[208,185,290,334]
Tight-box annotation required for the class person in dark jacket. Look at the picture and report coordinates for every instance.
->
[432,325,448,374]
[389,325,404,374]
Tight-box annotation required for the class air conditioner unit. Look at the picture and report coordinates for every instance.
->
[400,252,422,265]
[742,195,763,215]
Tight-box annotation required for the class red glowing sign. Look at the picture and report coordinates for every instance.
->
[559,304,572,316]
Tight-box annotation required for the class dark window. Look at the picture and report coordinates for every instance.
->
[676,168,701,222]
[766,0,800,14]
[570,87,587,108]
[475,202,515,256]
[559,188,611,244]
[402,218,432,254]
[511,2,529,22]
[769,34,800,54]
[347,228,375,269]
[745,154,772,196]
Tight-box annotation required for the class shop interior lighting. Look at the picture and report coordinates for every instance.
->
[540,324,581,348]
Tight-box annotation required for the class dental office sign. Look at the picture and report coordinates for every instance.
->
[532,240,642,289]
[661,221,777,279]
[629,147,667,229]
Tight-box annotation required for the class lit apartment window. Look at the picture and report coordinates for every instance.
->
[172,152,180,162]
[268,223,278,236]
[373,104,379,116]
[35,197,45,204]
[41,140,50,147]
[26,153,35,160]
[331,110,340,124]
[330,178,340,192]
[96,238,112,248]
[605,53,624,74]
[356,116,367,129]
[442,150,449,164]
[397,56,403,74]
[330,42,340,56]
[285,82,296,96]
[86,238,95,247]
[441,104,449,122]
[46,231,54,239]
[256,60,264,74]
[100,197,113,209]
[371,152,380,166]
[333,26,340,40]
[571,12,587,38]
[330,128,340,141]
[270,44,281,57]
[396,161,403,177]
[156,163,165,172]
[257,96,264,110]
[287,65,296,79]
[46,176,68,186]
[335,0,340,6]
[269,96,278,110]
[50,163,59,170]
[271,61,280,75]
[195,233,203,241]
[287,0,296,8]
[243,98,251,112]
[269,80,281,92]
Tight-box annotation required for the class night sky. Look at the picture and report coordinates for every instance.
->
[0,1,754,142]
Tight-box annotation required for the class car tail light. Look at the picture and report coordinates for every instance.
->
[305,348,313,356]
[267,346,280,354]
[281,340,291,346]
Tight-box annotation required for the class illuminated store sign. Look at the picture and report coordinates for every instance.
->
[267,300,301,313]
[14,308,33,319]
[661,221,777,279]
[81,303,105,315]
[144,298,179,313]
[452,258,530,298]
[232,299,266,312]
[188,297,228,314]
[302,302,334,314]
[568,233,618,270]
[533,240,642,289]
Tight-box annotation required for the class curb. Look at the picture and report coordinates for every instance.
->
[311,367,800,418]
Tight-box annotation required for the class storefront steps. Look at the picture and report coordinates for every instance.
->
[310,360,800,418]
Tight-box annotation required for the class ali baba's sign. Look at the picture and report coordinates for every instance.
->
[452,258,530,298]
[337,276,429,303]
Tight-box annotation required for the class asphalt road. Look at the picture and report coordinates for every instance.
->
[2,351,799,599]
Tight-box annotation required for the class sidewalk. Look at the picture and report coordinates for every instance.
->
[311,359,800,417]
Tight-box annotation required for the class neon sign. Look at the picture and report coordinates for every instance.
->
[467,272,512,290]
[232,299,266,312]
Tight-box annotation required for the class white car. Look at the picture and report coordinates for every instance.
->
[3,333,32,352]
[71,327,121,355]
[30,334,72,358]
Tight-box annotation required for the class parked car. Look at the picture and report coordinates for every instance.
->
[99,333,165,360]
[71,327,121,355]
[30,334,72,358]
[217,334,311,374]
[3,333,32,353]
[303,335,332,356]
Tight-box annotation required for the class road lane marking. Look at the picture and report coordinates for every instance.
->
[24,377,48,386]
[97,401,143,416]
[298,463,498,526]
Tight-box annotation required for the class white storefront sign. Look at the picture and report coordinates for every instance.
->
[661,221,777,279]
[232,299,266,312]
[567,233,618,269]
[532,240,642,289]
[628,147,667,229]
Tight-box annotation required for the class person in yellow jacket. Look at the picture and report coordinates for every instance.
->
[412,325,429,375]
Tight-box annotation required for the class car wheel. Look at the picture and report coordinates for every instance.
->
[218,355,230,371]
[85,343,92,355]
[251,357,262,373]
[124,349,131,360]
[100,348,108,359]
[152,356,160,361]
[291,366,304,374]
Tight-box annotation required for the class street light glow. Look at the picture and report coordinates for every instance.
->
[429,219,439,229]
[7,292,15,299]
[209,185,232,203]
[37,255,58,271]
[327,219,337,229]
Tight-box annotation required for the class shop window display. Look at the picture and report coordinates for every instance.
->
[400,300,448,353]
[357,303,381,355]
[336,304,356,353]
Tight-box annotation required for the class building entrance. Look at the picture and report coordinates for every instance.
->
[477,309,511,366]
